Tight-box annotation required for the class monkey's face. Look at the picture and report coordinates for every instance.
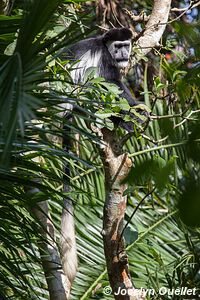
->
[106,40,132,69]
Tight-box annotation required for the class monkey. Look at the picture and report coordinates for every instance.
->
[60,28,146,286]
[67,27,135,107]
[62,27,148,130]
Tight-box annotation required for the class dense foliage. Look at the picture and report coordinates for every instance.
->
[0,0,199,299]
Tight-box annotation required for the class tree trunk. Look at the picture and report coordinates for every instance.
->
[101,128,145,300]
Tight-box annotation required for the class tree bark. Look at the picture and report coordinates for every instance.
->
[133,0,172,63]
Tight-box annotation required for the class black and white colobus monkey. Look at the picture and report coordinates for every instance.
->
[66,27,136,107]
[61,28,138,285]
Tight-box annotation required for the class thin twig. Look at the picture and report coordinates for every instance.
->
[171,0,200,12]
[124,8,149,23]
[141,133,169,145]
[150,109,200,121]
[169,0,200,23]
[174,109,200,128]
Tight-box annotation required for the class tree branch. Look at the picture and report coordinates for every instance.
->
[171,0,200,12]
[132,0,172,63]
[169,0,200,23]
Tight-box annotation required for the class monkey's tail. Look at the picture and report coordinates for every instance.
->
[61,198,78,284]
[60,110,78,285]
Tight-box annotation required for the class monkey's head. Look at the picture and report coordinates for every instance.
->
[103,28,132,69]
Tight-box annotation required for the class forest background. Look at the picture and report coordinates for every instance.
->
[0,0,200,299]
